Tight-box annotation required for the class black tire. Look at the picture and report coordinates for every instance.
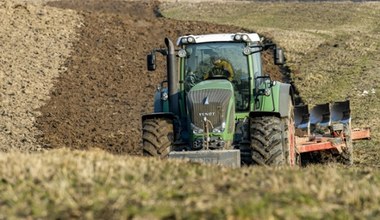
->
[239,140,252,165]
[249,116,285,165]
[142,118,173,158]
[244,102,297,166]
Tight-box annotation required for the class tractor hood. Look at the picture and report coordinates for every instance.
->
[186,80,235,146]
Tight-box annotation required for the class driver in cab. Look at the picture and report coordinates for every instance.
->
[204,58,234,81]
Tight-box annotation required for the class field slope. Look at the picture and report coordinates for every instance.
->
[161,1,380,167]
[0,0,380,219]
[1,149,380,219]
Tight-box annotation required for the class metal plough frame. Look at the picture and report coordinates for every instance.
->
[294,100,370,154]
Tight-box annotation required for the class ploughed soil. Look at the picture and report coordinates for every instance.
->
[2,0,281,154]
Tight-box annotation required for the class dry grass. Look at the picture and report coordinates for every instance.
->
[2,1,380,219]
[1,149,380,219]
[160,1,380,166]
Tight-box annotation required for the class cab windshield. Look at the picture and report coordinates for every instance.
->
[183,42,250,111]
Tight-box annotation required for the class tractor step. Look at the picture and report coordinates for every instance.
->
[169,150,241,168]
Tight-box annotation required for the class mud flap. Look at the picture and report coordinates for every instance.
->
[169,150,241,168]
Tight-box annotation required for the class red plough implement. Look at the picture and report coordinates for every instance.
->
[294,100,370,164]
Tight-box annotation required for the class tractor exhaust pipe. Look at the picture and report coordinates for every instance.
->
[165,38,179,115]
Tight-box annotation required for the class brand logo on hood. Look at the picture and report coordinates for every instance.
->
[199,112,215,117]
[203,97,209,105]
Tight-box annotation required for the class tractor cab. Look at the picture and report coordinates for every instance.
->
[178,34,261,112]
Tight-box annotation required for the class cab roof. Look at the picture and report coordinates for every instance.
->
[176,33,261,46]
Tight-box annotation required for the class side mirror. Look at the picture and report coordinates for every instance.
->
[274,47,285,65]
[147,53,156,71]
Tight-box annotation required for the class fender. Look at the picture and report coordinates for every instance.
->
[141,112,177,123]
[249,111,281,119]
[252,82,294,118]
[278,83,294,118]
[153,88,169,113]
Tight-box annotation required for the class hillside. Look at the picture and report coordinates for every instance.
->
[0,0,379,219]
[0,0,280,153]
[1,149,380,219]
[160,1,380,167]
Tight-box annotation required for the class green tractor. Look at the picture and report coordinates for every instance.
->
[142,33,297,167]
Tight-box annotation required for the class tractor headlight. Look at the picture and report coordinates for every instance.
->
[180,36,196,45]
[264,88,271,96]
[177,49,187,58]
[212,122,226,133]
[191,123,203,134]
[161,92,168,100]
[234,34,249,42]
[187,36,195,43]
[212,128,223,133]
[181,38,188,44]
[234,34,242,41]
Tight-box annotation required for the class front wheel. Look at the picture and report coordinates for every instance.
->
[142,118,173,158]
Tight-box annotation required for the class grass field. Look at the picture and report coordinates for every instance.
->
[2,149,380,219]
[2,1,380,219]
[161,1,380,167]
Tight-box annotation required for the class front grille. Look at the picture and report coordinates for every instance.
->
[187,89,232,129]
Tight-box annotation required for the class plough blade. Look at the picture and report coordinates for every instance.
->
[331,100,351,125]
[295,101,352,133]
[294,100,370,157]
[294,104,310,136]
[299,100,351,127]
[310,103,331,127]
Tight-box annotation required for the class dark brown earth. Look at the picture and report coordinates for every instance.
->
[35,0,281,154]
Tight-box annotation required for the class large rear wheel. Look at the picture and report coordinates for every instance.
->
[142,118,173,158]
[247,102,298,166]
[250,116,284,165]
